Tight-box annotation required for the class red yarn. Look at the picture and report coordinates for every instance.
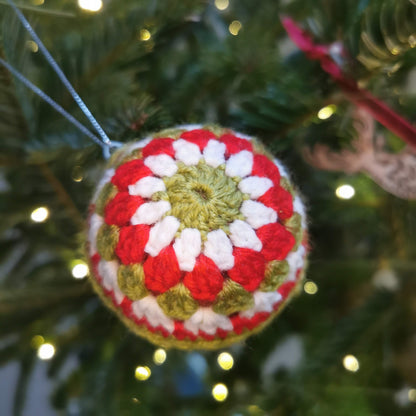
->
[251,154,280,186]
[104,192,144,226]
[227,248,266,292]
[111,159,152,190]
[115,224,150,264]
[180,129,216,150]
[173,321,198,341]
[143,245,182,294]
[219,133,253,156]
[258,186,294,220]
[142,138,175,158]
[257,223,296,261]
[183,255,224,303]
[278,281,296,299]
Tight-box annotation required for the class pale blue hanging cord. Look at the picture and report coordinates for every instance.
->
[2,0,121,158]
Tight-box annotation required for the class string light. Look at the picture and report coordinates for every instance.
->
[229,20,242,36]
[139,29,151,41]
[343,354,359,372]
[30,207,49,223]
[408,389,416,403]
[26,40,39,53]
[215,0,229,10]
[30,335,45,349]
[37,342,56,360]
[153,348,167,365]
[335,184,355,200]
[317,104,336,120]
[135,366,151,381]
[31,0,44,5]
[304,281,318,295]
[217,352,234,370]
[71,260,89,279]
[78,0,103,12]
[71,165,84,182]
[212,383,228,401]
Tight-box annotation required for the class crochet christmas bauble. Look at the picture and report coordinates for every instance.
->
[87,125,308,350]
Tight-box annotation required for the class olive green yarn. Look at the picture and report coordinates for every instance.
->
[96,224,119,261]
[280,177,295,196]
[163,161,245,237]
[260,260,289,292]
[153,127,185,139]
[213,279,254,315]
[284,213,303,249]
[157,284,198,320]
[95,182,118,216]
[117,264,148,300]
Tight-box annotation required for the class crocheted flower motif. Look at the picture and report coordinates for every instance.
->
[87,126,308,350]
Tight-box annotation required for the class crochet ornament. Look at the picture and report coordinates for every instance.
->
[87,126,308,350]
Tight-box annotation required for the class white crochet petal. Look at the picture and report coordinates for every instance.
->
[202,139,226,168]
[273,158,289,178]
[238,176,273,199]
[240,291,282,319]
[128,176,166,198]
[241,200,277,229]
[131,200,171,225]
[92,168,115,202]
[98,260,124,305]
[173,139,202,165]
[293,196,307,228]
[144,154,178,177]
[88,213,104,256]
[229,220,262,251]
[225,150,253,178]
[128,136,152,151]
[184,307,233,335]
[132,296,174,333]
[203,229,234,270]
[173,228,202,272]
[286,245,306,281]
[145,216,180,256]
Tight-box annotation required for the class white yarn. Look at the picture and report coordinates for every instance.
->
[144,154,178,177]
[240,291,282,319]
[238,176,273,199]
[92,168,114,203]
[173,139,202,166]
[225,150,253,178]
[131,200,171,225]
[173,228,202,272]
[98,260,124,305]
[128,176,166,198]
[132,296,175,333]
[293,196,307,228]
[184,307,233,335]
[229,219,262,251]
[286,245,306,281]
[241,200,277,229]
[145,216,180,256]
[88,213,104,255]
[203,229,234,270]
[202,139,226,168]
[273,158,289,178]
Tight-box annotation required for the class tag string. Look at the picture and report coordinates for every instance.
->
[1,0,120,158]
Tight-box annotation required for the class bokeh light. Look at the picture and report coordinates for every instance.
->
[217,352,234,370]
[212,383,228,401]
[135,366,151,381]
[336,184,355,200]
[30,207,49,223]
[71,261,89,279]
[139,29,151,41]
[215,0,229,10]
[408,389,416,403]
[26,40,39,53]
[343,354,359,372]
[304,281,318,295]
[153,348,167,365]
[30,335,45,349]
[78,0,103,12]
[229,20,242,36]
[37,343,56,360]
[317,104,336,120]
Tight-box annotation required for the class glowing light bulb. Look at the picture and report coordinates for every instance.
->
[37,343,56,360]
[153,348,167,365]
[71,165,83,182]
[212,383,228,401]
[26,40,39,53]
[217,352,234,370]
[317,104,336,120]
[215,0,229,10]
[139,29,151,41]
[336,184,355,200]
[343,354,359,372]
[304,281,318,295]
[31,0,44,4]
[30,335,45,349]
[30,207,49,223]
[78,0,103,12]
[135,366,151,381]
[229,20,242,36]
[408,389,416,403]
[71,261,89,279]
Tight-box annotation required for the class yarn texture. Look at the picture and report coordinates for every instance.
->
[87,125,308,350]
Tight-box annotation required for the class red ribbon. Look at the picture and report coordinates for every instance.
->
[282,17,416,148]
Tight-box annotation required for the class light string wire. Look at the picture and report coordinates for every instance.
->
[2,0,120,158]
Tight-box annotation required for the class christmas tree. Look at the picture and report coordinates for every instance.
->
[0,0,415,414]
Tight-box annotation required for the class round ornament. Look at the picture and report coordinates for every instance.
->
[87,125,308,350]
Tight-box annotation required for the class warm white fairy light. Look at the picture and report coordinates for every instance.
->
[30,207,49,223]
[217,352,234,370]
[212,383,228,401]
[30,335,45,349]
[229,20,242,36]
[215,0,229,10]
[31,0,45,4]
[343,354,359,372]
[153,348,167,365]
[37,343,56,360]
[408,389,416,403]
[71,261,89,279]
[336,184,355,200]
[78,0,103,12]
[304,281,318,295]
[26,40,39,53]
[135,366,151,380]
[139,29,151,41]
[318,104,336,120]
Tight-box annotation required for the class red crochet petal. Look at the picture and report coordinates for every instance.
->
[257,223,295,261]
[142,138,175,158]
[219,133,253,156]
[104,192,144,226]
[183,255,224,304]
[258,186,294,220]
[111,159,152,191]
[227,248,266,292]
[251,154,280,186]
[115,224,150,264]
[144,245,182,294]
[180,129,216,150]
